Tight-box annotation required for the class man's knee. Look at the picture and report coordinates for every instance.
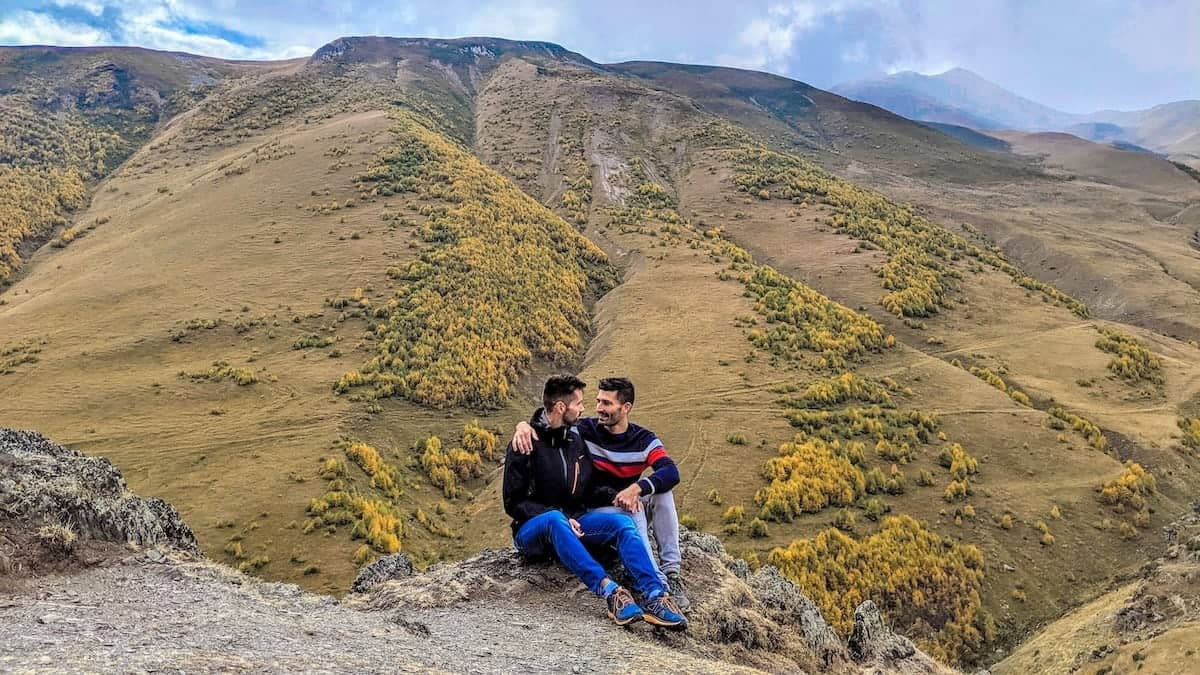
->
[542,510,572,530]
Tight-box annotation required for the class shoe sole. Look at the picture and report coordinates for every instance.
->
[608,611,643,627]
[643,614,688,630]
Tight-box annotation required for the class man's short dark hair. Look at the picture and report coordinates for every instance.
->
[543,374,586,411]
[598,377,635,405]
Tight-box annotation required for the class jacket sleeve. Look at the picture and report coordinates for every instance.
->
[585,483,618,510]
[502,442,553,523]
[637,449,680,495]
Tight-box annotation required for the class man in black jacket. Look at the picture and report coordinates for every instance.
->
[503,375,687,629]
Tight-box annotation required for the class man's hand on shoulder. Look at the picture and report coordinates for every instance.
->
[614,483,643,513]
[513,420,538,454]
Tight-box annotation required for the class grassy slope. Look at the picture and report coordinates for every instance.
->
[3,39,1200,666]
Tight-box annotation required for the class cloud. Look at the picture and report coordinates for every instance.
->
[0,10,107,46]
[454,1,567,42]
[1106,0,1200,74]
[726,0,876,72]
[0,1,310,58]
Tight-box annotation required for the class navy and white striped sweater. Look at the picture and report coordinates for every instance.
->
[575,417,680,497]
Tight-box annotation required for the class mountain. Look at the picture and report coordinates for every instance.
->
[832,67,1074,130]
[2,36,1200,671]
[834,68,1200,167]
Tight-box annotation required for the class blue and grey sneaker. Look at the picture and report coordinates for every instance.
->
[606,586,644,626]
[666,571,691,612]
[643,593,688,630]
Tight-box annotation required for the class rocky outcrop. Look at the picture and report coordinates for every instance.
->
[352,525,949,674]
[351,551,415,593]
[0,429,196,551]
[849,600,917,661]
[0,428,950,673]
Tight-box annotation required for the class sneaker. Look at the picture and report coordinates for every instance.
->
[666,571,691,612]
[643,593,688,630]
[606,586,644,626]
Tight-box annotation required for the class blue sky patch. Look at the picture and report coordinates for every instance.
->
[162,16,265,49]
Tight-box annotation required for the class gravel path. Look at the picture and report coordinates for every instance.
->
[0,549,757,674]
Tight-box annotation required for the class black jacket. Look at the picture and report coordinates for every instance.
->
[502,409,609,535]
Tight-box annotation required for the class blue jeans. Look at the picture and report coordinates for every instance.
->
[591,491,681,585]
[514,510,667,598]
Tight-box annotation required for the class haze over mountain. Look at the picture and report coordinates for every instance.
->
[2,34,1200,673]
[834,68,1200,167]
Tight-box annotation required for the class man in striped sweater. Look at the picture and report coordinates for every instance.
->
[514,377,690,610]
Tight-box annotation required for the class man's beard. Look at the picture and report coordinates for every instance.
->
[564,409,580,426]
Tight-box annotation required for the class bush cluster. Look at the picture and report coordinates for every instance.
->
[461,419,500,460]
[1099,462,1157,513]
[344,441,403,499]
[755,435,865,521]
[179,360,259,386]
[337,112,617,408]
[417,435,482,498]
[1047,407,1108,452]
[777,372,895,409]
[740,265,893,369]
[768,515,993,665]
[1094,327,1164,385]
[305,490,405,555]
[938,444,980,480]
[0,338,42,375]
[1180,417,1200,449]
[784,406,940,444]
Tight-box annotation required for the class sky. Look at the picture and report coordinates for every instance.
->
[0,0,1197,113]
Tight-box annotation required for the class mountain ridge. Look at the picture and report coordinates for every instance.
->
[833,68,1200,166]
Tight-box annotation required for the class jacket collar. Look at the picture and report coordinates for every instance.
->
[531,407,571,448]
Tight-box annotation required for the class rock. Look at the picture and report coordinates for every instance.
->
[848,600,916,662]
[0,429,197,552]
[678,526,724,555]
[351,552,416,593]
[748,565,848,666]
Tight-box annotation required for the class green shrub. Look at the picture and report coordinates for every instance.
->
[180,361,259,386]
[293,333,333,349]
[723,505,745,524]
[749,517,770,538]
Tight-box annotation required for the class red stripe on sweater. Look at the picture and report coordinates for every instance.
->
[646,448,668,466]
[592,457,646,479]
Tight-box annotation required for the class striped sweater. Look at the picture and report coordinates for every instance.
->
[575,417,680,497]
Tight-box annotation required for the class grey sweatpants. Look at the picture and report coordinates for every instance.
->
[591,490,680,585]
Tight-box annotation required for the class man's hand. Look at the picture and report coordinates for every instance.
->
[614,484,643,513]
[569,518,584,537]
[513,421,538,454]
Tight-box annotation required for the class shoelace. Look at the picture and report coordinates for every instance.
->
[612,589,636,612]
[655,594,682,614]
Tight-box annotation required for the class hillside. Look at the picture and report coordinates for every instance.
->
[3,37,1200,670]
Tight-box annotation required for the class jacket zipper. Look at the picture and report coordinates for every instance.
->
[558,447,570,486]
[571,459,580,496]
